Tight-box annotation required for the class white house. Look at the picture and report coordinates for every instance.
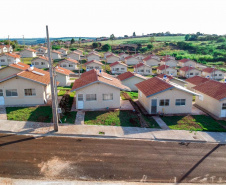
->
[58,48,68,56]
[134,63,152,76]
[87,52,101,62]
[110,61,127,74]
[67,51,81,60]
[84,60,103,71]
[106,54,120,64]
[36,46,48,55]
[119,53,129,61]
[59,58,79,70]
[160,57,177,67]
[0,53,21,66]
[157,65,177,76]
[104,52,113,58]
[134,53,145,60]
[51,50,62,60]
[20,48,37,58]
[201,67,225,80]
[55,66,73,86]
[0,46,8,54]
[31,56,49,69]
[143,55,160,66]
[178,59,197,67]
[124,55,141,66]
[179,66,201,78]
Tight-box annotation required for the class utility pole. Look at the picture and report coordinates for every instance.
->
[22,35,25,63]
[46,25,59,132]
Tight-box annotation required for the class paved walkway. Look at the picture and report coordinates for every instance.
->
[0,106,7,120]
[153,116,170,130]
[0,120,226,143]
[75,111,85,125]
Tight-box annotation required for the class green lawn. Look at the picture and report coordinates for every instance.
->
[84,110,140,127]
[120,91,138,100]
[21,57,33,65]
[162,115,226,132]
[58,90,68,96]
[60,111,77,124]
[84,110,159,128]
[6,106,52,122]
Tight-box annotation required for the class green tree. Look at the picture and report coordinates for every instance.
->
[124,35,128,37]
[147,44,153,50]
[133,32,136,37]
[71,38,75,45]
[185,34,190,41]
[217,37,226,43]
[92,42,98,48]
[101,44,111,52]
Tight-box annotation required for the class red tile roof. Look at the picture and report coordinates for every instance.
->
[157,74,174,80]
[179,58,193,63]
[60,58,79,64]
[179,66,195,72]
[193,80,226,100]
[9,62,30,70]
[106,54,119,58]
[37,56,49,61]
[143,55,158,61]
[157,65,170,70]
[133,63,151,68]
[185,76,210,86]
[72,69,130,91]
[69,51,81,55]
[59,48,68,51]
[118,53,128,56]
[25,48,37,52]
[109,61,127,67]
[117,71,146,81]
[5,52,20,58]
[136,77,173,97]
[54,66,73,75]
[202,67,217,73]
[84,60,103,66]
[39,46,47,50]
[87,52,100,57]
[124,55,134,60]
[52,50,61,54]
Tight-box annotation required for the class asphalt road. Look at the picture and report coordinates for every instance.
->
[0,133,226,183]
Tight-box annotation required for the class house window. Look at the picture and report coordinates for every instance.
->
[0,89,3,96]
[0,59,5,62]
[6,89,18,97]
[121,68,124,70]
[103,93,113,100]
[41,62,45,65]
[159,99,169,106]
[86,94,96,101]
[195,73,199,75]
[69,64,73,67]
[219,74,222,76]
[24,89,36,96]
[146,70,150,73]
[175,99,186,106]
[116,68,119,71]
[214,74,217,76]
[35,62,39,65]
[63,64,67,67]
[7,59,11,62]
[190,73,194,75]
[140,70,144,72]
[95,66,99,69]
[222,103,226,110]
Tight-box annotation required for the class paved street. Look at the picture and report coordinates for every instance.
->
[0,134,226,183]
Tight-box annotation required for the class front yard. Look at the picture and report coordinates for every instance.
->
[162,115,226,132]
[84,110,160,128]
[6,106,77,124]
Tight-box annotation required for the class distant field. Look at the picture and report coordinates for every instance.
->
[85,36,185,46]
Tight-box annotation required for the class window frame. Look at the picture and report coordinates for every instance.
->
[159,99,170,106]
[86,94,97,101]
[24,88,36,96]
[103,93,113,101]
[6,89,18,97]
[175,99,186,106]
[222,103,226,110]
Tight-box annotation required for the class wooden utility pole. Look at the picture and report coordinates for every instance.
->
[46,25,59,132]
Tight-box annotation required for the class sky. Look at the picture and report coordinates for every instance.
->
[1,0,226,38]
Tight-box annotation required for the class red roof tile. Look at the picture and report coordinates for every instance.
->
[9,62,30,70]
[185,76,210,86]
[202,67,217,73]
[52,50,61,54]
[143,55,158,61]
[135,77,173,97]
[109,61,127,67]
[134,63,151,68]
[72,69,129,91]
[54,66,73,75]
[179,58,193,63]
[106,54,119,58]
[193,80,226,100]
[60,58,79,64]
[179,66,196,72]
[37,56,49,61]
[87,52,100,57]
[5,52,20,58]
[117,71,146,81]
[124,55,134,60]
[84,60,103,66]
[25,48,37,52]
[157,65,170,70]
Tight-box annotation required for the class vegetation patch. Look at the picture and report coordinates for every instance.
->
[6,106,52,122]
[162,115,226,132]
[84,110,140,127]
[60,111,77,124]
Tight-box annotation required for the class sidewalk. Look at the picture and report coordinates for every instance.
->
[0,119,226,143]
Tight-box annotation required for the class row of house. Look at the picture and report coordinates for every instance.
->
[0,45,13,54]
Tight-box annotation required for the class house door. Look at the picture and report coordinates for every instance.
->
[221,103,226,117]
[77,94,84,109]
[0,89,4,105]
[151,99,157,114]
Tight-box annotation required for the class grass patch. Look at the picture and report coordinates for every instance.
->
[127,92,138,99]
[84,110,140,127]
[58,90,68,96]
[60,111,77,124]
[162,115,226,132]
[6,106,52,122]
[21,57,33,65]
[142,115,161,129]
[57,86,71,90]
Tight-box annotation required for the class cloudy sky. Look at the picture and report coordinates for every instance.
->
[1,0,225,38]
